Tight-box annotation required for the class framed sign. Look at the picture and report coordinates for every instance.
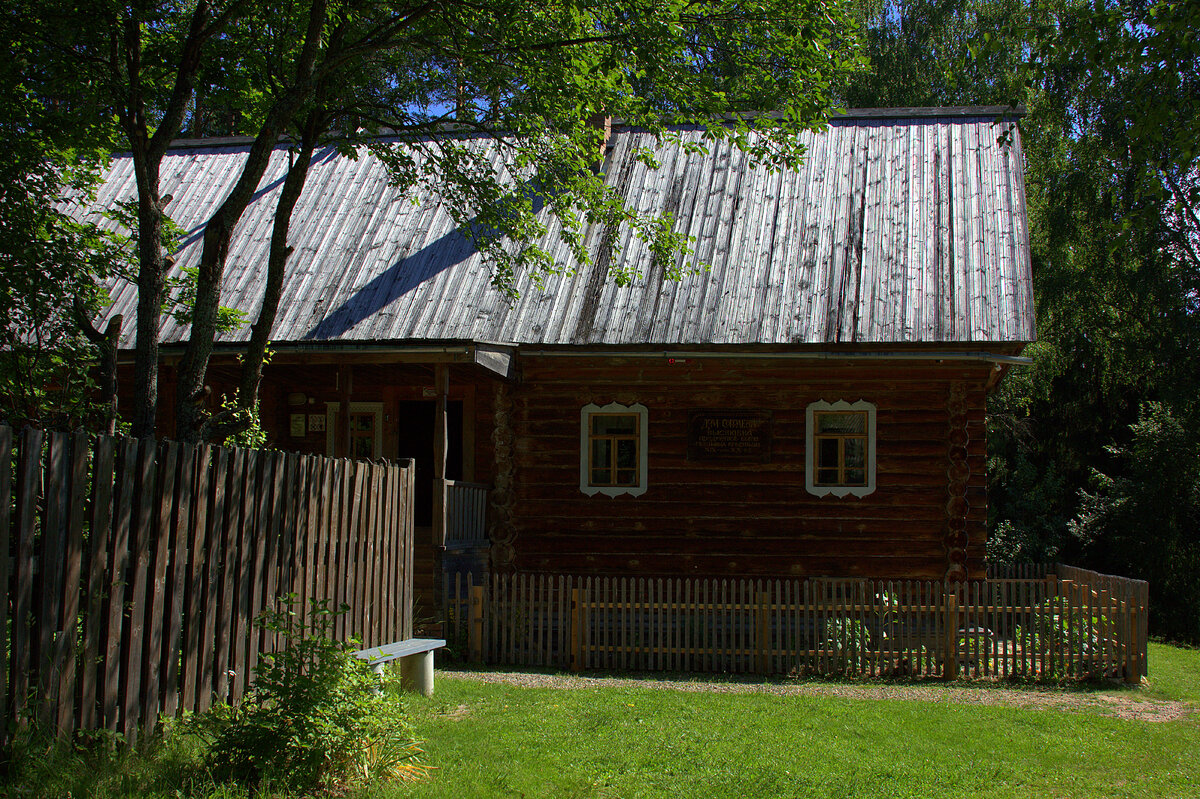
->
[289,413,306,437]
[687,410,773,462]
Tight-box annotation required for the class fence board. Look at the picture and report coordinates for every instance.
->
[248,452,277,679]
[36,433,69,727]
[83,435,115,729]
[182,444,211,714]
[458,570,1150,683]
[212,449,234,703]
[0,423,415,742]
[56,432,89,734]
[163,443,196,719]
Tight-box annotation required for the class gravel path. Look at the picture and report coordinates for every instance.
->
[441,669,1194,723]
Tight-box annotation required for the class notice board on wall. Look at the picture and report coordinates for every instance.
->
[686,409,773,462]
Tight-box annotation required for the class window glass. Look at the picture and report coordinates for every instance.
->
[616,439,637,468]
[581,403,648,497]
[817,437,840,470]
[806,402,876,497]
[844,438,866,468]
[593,414,637,436]
[589,413,638,486]
[816,412,866,434]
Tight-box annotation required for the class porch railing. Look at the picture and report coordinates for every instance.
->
[445,480,489,546]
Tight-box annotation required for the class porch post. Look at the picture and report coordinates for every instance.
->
[337,364,353,458]
[432,364,449,547]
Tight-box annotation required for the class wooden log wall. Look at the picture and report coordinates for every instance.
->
[0,423,415,744]
[507,355,991,580]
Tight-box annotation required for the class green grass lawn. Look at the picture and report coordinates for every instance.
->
[5,643,1198,799]
[1139,641,1200,704]
[382,647,1200,799]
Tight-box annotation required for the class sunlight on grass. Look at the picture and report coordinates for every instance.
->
[3,644,1197,799]
[1140,642,1200,705]
[383,659,1200,799]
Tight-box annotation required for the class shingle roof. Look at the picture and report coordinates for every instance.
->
[85,108,1035,348]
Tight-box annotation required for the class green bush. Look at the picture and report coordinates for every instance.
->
[200,596,426,793]
[1016,598,1115,677]
[822,616,871,670]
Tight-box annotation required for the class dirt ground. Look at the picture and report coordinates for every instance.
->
[440,669,1194,723]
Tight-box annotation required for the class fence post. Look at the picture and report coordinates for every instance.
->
[468,584,484,663]
[570,588,582,673]
[943,586,959,680]
[756,591,770,674]
[1125,591,1141,684]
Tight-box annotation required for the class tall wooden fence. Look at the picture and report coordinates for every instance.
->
[444,569,1149,683]
[0,423,415,743]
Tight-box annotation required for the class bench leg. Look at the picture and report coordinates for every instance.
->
[370,661,385,696]
[400,650,435,697]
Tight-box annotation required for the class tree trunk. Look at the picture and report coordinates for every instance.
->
[120,0,221,439]
[201,120,321,443]
[175,0,329,443]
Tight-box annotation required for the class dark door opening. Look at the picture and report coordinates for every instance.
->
[396,400,463,527]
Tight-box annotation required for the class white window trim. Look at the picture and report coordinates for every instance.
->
[805,399,877,498]
[580,402,649,497]
[325,401,384,459]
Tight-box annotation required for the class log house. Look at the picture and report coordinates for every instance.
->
[91,107,1035,605]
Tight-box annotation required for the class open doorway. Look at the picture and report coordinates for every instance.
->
[396,400,463,526]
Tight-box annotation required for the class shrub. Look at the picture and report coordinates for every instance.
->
[822,616,871,670]
[201,596,427,793]
[1016,597,1115,678]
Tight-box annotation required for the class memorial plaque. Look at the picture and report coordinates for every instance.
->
[687,410,773,462]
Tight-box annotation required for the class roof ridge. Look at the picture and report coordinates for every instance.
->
[156,106,1024,151]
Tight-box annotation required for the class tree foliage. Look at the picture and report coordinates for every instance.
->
[9,0,864,441]
[842,0,1200,640]
[0,18,128,429]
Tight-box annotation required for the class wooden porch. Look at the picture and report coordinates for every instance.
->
[414,479,491,634]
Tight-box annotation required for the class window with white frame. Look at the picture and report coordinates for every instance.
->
[805,400,876,497]
[580,402,648,497]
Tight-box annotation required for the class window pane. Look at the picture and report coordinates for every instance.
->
[844,438,866,468]
[817,438,840,469]
[593,414,637,435]
[615,469,637,486]
[592,468,612,485]
[816,468,840,485]
[353,414,374,432]
[352,437,373,458]
[817,411,865,434]
[591,439,611,470]
[846,468,866,485]
[616,439,637,469]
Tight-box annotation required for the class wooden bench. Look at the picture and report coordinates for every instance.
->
[353,638,446,697]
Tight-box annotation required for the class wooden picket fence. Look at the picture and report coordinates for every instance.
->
[443,568,1149,682]
[0,423,415,743]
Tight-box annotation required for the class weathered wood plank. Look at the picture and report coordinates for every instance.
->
[80,435,114,730]
[162,443,196,718]
[55,431,89,734]
[230,450,259,703]
[246,451,275,678]
[141,440,178,734]
[36,432,70,728]
[214,448,243,703]
[120,437,157,742]
[181,444,212,714]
